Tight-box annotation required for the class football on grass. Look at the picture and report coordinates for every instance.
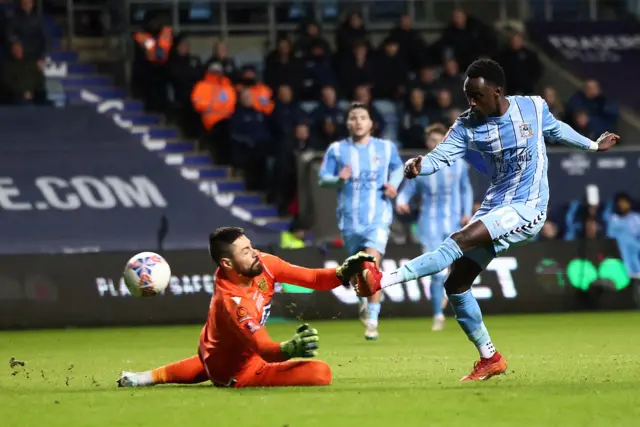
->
[123,252,171,297]
[355,261,378,297]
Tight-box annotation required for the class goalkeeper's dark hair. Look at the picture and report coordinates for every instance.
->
[465,58,506,88]
[208,227,245,265]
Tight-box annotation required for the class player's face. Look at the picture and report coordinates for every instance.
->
[425,131,444,152]
[347,107,373,138]
[464,77,501,118]
[229,235,263,277]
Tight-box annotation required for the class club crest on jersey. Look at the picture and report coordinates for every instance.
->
[257,278,268,293]
[519,123,533,139]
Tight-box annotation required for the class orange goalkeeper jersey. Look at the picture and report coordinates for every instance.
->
[198,251,341,386]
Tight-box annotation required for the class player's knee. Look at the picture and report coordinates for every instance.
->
[310,361,332,386]
[450,229,472,251]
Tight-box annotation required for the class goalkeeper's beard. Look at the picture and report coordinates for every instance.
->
[238,261,263,278]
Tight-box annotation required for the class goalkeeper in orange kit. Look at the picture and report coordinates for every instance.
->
[117,227,372,388]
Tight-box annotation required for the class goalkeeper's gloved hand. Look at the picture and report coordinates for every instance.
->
[336,251,375,286]
[280,324,319,359]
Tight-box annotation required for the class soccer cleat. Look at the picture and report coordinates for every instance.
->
[432,314,445,331]
[364,323,379,341]
[358,297,369,326]
[117,371,153,387]
[460,352,507,382]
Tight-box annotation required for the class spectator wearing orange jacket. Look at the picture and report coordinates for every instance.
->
[191,62,237,165]
[131,11,173,113]
[237,65,274,116]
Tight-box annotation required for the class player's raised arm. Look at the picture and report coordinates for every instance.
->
[405,121,469,179]
[318,142,350,188]
[540,98,619,151]
[261,252,374,290]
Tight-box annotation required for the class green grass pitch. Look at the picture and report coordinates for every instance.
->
[2,312,640,427]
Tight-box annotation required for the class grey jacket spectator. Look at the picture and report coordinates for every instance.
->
[436,58,466,108]
[204,40,237,82]
[1,40,46,104]
[5,0,47,61]
[293,21,331,59]
[566,79,619,136]
[373,37,409,100]
[387,14,428,71]
[435,9,497,70]
[496,33,542,95]
[264,36,303,97]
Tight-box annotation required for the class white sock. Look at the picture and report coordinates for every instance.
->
[477,341,496,359]
[380,270,406,288]
[136,370,154,386]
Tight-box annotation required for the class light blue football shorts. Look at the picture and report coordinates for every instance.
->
[465,203,546,269]
[342,226,390,256]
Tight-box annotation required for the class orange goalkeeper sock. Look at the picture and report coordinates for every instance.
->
[151,356,208,384]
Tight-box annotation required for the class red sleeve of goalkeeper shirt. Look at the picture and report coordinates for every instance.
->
[260,252,342,291]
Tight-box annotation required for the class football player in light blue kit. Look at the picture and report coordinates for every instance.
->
[319,102,404,340]
[396,123,473,332]
[359,59,619,380]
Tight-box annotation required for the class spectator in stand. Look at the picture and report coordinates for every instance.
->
[5,0,47,66]
[572,109,595,139]
[337,40,374,99]
[311,85,346,147]
[399,88,430,149]
[543,86,563,120]
[607,193,640,277]
[0,40,46,104]
[191,62,236,165]
[447,108,463,126]
[435,9,497,70]
[583,217,603,240]
[387,14,428,71]
[353,84,385,137]
[167,35,204,138]
[131,11,172,113]
[496,32,541,95]
[264,34,302,97]
[293,20,331,59]
[566,79,619,136]
[335,12,370,62]
[409,65,439,107]
[436,58,466,108]
[428,88,454,125]
[373,37,408,101]
[539,221,559,241]
[204,40,237,82]
[275,120,320,215]
[237,65,274,116]
[229,89,272,191]
[299,39,337,101]
[270,84,307,141]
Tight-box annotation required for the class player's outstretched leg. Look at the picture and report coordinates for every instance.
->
[117,355,208,387]
[363,247,383,340]
[430,269,448,331]
[236,359,332,387]
[445,257,507,381]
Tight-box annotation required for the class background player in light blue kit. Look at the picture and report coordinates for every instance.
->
[319,102,404,340]
[357,59,619,380]
[396,123,473,331]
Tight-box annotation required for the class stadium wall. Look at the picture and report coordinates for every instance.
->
[0,240,635,329]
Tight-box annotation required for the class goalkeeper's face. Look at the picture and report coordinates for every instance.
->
[347,107,373,139]
[229,236,263,278]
